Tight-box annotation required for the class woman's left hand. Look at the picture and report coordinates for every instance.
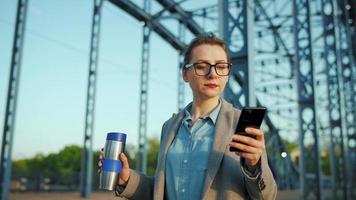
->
[229,127,265,167]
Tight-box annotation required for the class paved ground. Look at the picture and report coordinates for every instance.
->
[9,192,126,200]
[9,190,350,199]
[9,191,301,200]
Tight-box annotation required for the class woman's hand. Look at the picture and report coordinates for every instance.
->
[117,153,130,186]
[98,150,131,186]
[229,127,265,167]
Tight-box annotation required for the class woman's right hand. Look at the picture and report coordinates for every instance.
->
[99,149,131,186]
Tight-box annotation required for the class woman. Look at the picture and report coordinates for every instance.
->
[102,33,277,200]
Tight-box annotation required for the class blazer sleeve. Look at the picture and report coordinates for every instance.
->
[116,120,171,200]
[117,169,154,200]
[242,150,277,200]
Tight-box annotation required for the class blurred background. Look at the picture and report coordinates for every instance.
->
[0,0,355,199]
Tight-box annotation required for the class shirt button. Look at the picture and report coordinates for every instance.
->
[183,159,188,164]
[182,189,185,192]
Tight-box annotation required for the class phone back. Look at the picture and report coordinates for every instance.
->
[235,107,266,132]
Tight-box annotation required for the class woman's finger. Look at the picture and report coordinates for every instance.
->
[232,135,261,148]
[245,128,264,141]
[229,141,259,154]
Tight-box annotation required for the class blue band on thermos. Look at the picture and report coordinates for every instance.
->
[102,159,123,172]
[106,132,126,142]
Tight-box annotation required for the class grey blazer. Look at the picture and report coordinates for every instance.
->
[119,99,277,200]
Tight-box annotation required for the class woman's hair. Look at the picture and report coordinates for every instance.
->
[183,32,230,67]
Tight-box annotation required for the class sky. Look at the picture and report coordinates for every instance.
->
[0,0,339,160]
[0,0,218,159]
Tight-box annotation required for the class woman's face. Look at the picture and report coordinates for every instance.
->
[183,44,229,100]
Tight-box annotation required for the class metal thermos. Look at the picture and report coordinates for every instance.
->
[99,132,126,190]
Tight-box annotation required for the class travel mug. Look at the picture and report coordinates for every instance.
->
[99,132,126,190]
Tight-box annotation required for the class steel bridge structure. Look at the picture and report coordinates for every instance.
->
[1,0,355,199]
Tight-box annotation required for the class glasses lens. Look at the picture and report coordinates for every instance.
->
[194,63,210,75]
[215,63,230,75]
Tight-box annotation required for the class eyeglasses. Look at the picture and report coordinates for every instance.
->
[184,62,231,76]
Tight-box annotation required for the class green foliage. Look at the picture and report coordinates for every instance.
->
[12,145,83,185]
[285,142,298,154]
[147,138,159,176]
[320,151,331,176]
[279,140,331,176]
[11,138,160,187]
[125,143,137,170]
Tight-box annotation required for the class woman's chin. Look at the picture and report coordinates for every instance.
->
[199,91,221,99]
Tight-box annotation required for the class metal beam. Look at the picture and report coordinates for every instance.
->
[155,0,205,35]
[177,22,186,111]
[221,0,255,107]
[258,100,300,190]
[0,1,28,200]
[109,0,186,51]
[254,0,294,75]
[321,0,348,199]
[336,0,356,199]
[293,0,322,199]
[136,0,151,174]
[80,0,103,197]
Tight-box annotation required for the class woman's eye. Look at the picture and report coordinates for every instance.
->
[217,65,228,69]
[195,64,208,69]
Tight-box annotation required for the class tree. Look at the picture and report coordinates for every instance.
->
[147,138,159,176]
[11,138,160,191]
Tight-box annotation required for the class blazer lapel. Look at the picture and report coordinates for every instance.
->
[201,100,238,199]
[154,112,185,200]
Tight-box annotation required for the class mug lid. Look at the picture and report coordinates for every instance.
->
[106,132,126,142]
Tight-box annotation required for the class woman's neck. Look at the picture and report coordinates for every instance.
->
[190,96,220,122]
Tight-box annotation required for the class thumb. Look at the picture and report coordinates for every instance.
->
[120,153,129,169]
[118,153,130,185]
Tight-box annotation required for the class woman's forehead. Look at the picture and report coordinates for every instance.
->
[190,44,228,61]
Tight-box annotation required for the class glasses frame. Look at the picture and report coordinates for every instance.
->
[184,62,232,76]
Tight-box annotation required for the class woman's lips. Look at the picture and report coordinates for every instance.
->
[205,83,218,88]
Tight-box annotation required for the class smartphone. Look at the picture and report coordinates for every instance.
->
[229,107,267,152]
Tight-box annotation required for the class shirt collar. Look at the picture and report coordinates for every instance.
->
[183,99,222,125]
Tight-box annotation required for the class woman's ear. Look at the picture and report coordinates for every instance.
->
[182,68,189,82]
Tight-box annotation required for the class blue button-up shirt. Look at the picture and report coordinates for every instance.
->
[165,101,221,200]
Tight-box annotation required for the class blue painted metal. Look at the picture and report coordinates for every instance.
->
[156,0,204,35]
[292,0,322,199]
[321,0,348,199]
[336,0,356,199]
[0,1,28,200]
[177,22,186,111]
[80,0,103,197]
[136,0,151,174]
[221,0,255,107]
[0,0,353,198]
[109,0,185,51]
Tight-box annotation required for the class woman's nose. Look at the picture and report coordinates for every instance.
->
[207,66,219,78]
